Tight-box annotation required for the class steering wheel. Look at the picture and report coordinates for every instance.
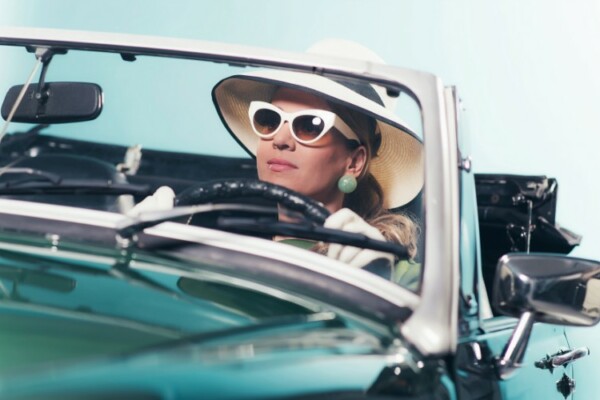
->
[175,179,331,225]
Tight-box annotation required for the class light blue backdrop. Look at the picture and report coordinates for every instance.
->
[1,0,599,258]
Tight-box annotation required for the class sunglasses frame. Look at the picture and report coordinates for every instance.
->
[248,101,361,145]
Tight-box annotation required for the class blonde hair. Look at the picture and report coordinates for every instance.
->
[325,102,421,260]
[344,174,420,260]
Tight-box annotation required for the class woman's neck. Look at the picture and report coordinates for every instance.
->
[277,198,342,223]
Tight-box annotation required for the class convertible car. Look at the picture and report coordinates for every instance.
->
[0,27,598,400]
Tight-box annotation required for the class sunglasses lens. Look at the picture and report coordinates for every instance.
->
[292,115,325,142]
[253,109,281,135]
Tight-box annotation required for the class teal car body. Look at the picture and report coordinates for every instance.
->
[0,28,598,400]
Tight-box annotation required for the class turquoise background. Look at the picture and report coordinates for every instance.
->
[1,0,599,259]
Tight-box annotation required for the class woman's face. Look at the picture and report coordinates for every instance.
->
[256,88,365,211]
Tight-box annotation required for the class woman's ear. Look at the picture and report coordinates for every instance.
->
[347,146,367,178]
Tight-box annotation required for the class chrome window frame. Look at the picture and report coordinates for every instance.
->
[0,27,460,356]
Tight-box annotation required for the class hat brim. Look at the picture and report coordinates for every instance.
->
[212,70,424,209]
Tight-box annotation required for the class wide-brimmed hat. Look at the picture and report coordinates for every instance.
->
[212,40,423,209]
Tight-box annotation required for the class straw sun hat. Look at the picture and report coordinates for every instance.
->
[211,39,424,209]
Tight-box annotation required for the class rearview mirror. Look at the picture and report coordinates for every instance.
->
[1,82,103,124]
[493,253,600,326]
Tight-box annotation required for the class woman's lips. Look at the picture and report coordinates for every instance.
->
[267,158,298,172]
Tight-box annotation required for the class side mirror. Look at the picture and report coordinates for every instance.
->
[1,82,103,124]
[491,253,600,379]
[493,253,600,326]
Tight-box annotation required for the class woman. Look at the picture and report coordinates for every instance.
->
[210,40,424,278]
[133,40,423,281]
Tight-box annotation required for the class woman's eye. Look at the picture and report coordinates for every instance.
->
[254,110,281,133]
[295,115,324,137]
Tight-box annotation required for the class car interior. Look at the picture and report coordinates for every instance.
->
[475,173,582,314]
[0,60,426,288]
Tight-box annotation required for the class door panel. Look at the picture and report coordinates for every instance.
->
[458,318,574,400]
[563,326,599,399]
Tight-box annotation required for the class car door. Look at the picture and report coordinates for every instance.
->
[456,164,575,400]
[562,325,598,399]
[451,85,577,400]
[469,319,574,400]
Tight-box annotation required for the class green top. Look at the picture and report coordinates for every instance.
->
[394,259,421,291]
[278,238,317,250]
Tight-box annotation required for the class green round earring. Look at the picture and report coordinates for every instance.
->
[337,174,357,194]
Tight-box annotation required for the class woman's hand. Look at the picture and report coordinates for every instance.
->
[126,186,175,217]
[324,208,395,270]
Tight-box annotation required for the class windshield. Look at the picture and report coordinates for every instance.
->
[0,33,425,303]
[0,31,432,387]
[0,231,402,373]
[1,45,423,153]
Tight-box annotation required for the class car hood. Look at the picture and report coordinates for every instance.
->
[0,225,423,399]
[0,324,397,400]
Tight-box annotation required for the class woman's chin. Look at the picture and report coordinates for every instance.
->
[275,180,300,193]
[261,175,303,194]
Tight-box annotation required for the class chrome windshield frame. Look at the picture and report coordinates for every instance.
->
[0,27,459,356]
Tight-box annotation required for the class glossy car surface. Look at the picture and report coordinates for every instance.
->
[0,27,598,400]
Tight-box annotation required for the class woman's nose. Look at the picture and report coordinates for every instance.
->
[272,122,296,150]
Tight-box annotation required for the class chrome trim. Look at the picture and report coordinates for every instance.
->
[550,347,590,367]
[0,27,417,94]
[399,72,459,355]
[0,241,117,266]
[495,311,534,380]
[493,253,600,326]
[0,29,461,354]
[0,198,123,227]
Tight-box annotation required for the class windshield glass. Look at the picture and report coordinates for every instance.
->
[0,35,425,293]
[0,234,394,373]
